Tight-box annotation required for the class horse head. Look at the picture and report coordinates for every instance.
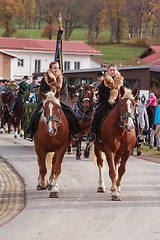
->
[41,91,61,136]
[118,86,138,132]
[78,85,94,112]
[2,91,13,111]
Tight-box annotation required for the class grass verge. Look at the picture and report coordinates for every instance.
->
[141,145,160,156]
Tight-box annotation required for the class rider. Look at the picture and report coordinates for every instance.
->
[10,75,29,115]
[26,61,80,141]
[89,64,120,143]
[89,63,144,143]
[93,71,104,92]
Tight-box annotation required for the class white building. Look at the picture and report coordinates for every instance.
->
[0,37,102,82]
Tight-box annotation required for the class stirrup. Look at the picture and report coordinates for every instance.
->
[9,111,14,115]
[88,133,96,143]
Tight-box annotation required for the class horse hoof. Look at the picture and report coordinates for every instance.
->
[36,184,48,191]
[112,195,121,201]
[48,185,52,190]
[67,151,72,155]
[97,187,105,193]
[14,135,17,138]
[20,134,23,137]
[84,151,89,158]
[49,191,59,198]
[76,156,81,160]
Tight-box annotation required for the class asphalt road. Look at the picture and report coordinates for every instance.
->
[0,133,160,240]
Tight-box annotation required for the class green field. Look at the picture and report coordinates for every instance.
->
[93,44,145,64]
[0,28,146,65]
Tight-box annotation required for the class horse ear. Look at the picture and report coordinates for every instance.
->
[41,92,47,100]
[132,87,138,98]
[120,86,125,97]
[55,88,60,99]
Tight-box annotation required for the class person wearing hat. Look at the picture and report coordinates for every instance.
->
[29,76,38,91]
[26,61,81,141]
[10,75,29,115]
[93,71,104,92]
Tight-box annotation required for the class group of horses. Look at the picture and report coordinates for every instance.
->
[0,91,23,138]
[0,83,138,201]
[35,83,138,201]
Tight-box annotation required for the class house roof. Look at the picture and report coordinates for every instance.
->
[139,46,160,66]
[0,37,101,55]
[0,50,18,58]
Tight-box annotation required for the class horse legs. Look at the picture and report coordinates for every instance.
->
[67,144,72,154]
[94,146,105,193]
[104,149,121,201]
[84,142,92,158]
[37,152,48,190]
[76,140,81,160]
[49,150,66,198]
[20,121,23,137]
[116,151,130,193]
[0,115,4,133]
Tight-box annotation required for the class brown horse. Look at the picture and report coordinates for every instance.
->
[93,86,138,201]
[0,91,13,133]
[34,90,70,198]
[10,98,24,138]
[74,83,95,159]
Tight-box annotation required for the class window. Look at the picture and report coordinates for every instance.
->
[18,59,24,67]
[64,61,70,70]
[74,61,80,70]
[35,60,41,73]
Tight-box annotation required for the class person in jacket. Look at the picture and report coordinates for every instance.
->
[134,95,149,155]
[26,61,80,141]
[10,75,29,115]
[89,64,124,142]
[146,92,157,145]
[150,99,160,151]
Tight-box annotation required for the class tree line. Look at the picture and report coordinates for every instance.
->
[0,0,160,43]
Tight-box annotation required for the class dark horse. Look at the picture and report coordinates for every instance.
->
[74,83,94,159]
[34,90,70,198]
[93,86,138,201]
[0,91,13,134]
[10,98,24,138]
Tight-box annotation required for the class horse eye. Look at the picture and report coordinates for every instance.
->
[121,104,123,107]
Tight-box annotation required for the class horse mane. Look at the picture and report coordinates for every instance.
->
[121,87,134,100]
[43,91,60,106]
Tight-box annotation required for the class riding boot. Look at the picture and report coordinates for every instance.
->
[10,101,16,115]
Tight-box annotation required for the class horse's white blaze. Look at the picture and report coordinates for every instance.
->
[48,102,53,132]
[126,99,134,127]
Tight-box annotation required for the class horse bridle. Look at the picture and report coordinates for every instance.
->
[43,101,61,127]
[116,99,135,129]
[74,90,94,120]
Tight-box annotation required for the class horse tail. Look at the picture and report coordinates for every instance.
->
[91,147,98,170]
[46,152,54,172]
[91,147,107,170]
